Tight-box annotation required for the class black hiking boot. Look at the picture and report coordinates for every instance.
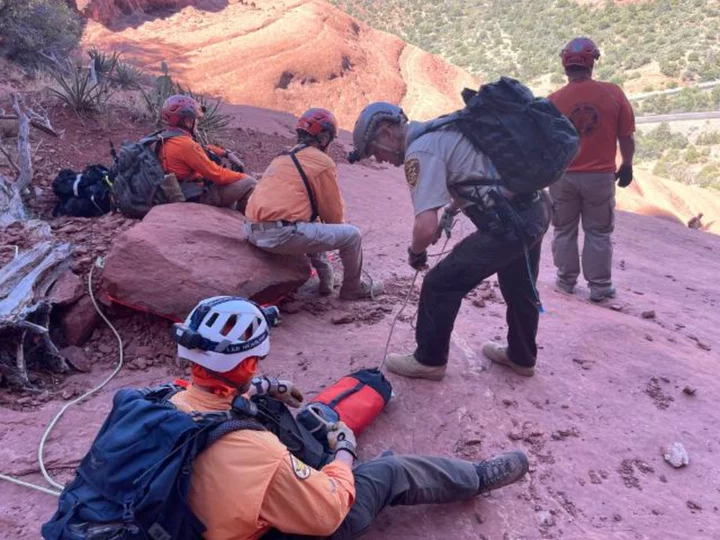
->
[474,450,529,495]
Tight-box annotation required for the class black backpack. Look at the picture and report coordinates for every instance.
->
[414,77,580,196]
[42,385,331,540]
[52,165,114,218]
[110,129,185,219]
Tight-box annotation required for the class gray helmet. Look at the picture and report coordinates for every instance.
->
[349,102,408,163]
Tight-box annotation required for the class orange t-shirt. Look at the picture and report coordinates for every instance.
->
[170,384,355,540]
[549,79,635,173]
[245,145,345,224]
[158,132,247,185]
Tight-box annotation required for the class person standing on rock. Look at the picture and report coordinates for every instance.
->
[349,102,552,380]
[158,95,258,212]
[245,108,382,300]
[548,37,636,302]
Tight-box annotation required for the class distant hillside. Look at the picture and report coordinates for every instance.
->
[329,0,720,106]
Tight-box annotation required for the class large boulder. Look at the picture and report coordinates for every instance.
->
[102,204,311,320]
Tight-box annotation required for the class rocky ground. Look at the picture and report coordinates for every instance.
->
[1,104,719,538]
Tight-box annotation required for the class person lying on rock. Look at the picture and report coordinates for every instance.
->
[245,108,382,300]
[350,103,551,381]
[158,94,258,212]
[171,296,530,539]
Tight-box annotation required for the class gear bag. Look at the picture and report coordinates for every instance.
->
[42,385,331,540]
[412,77,579,195]
[52,165,114,218]
[297,368,392,447]
[110,129,186,219]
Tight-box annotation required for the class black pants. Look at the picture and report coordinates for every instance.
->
[263,455,479,540]
[414,194,552,368]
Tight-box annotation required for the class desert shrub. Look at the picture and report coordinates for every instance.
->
[113,62,145,89]
[0,0,82,68]
[48,62,112,114]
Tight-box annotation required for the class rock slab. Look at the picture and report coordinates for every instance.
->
[101,204,311,321]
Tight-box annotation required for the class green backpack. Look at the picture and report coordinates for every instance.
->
[110,129,185,218]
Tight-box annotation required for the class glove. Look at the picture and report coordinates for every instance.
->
[253,377,304,408]
[433,205,458,244]
[226,152,245,173]
[327,421,357,459]
[407,247,428,271]
[615,164,633,188]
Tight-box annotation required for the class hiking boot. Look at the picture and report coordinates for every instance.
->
[316,268,334,297]
[589,286,616,303]
[555,278,575,294]
[339,279,384,300]
[384,353,446,381]
[474,450,529,494]
[482,342,535,377]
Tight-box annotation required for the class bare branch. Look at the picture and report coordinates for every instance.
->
[0,136,20,174]
[11,94,32,192]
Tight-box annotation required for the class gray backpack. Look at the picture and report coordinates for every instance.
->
[110,129,185,218]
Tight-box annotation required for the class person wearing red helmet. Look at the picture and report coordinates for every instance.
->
[157,95,257,212]
[549,38,636,302]
[245,108,382,300]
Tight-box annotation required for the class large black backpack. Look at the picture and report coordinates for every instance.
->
[110,129,185,219]
[413,77,580,196]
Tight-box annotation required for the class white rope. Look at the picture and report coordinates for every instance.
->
[38,257,125,490]
[0,256,125,496]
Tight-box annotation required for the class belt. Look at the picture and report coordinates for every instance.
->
[248,220,296,232]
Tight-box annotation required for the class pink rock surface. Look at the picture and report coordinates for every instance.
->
[1,162,719,539]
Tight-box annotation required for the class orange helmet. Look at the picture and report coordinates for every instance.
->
[161,95,203,127]
[560,37,600,70]
[296,108,338,140]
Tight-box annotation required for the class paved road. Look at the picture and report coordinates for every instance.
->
[637,110,720,124]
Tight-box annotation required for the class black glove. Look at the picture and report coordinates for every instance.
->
[407,247,428,271]
[616,164,633,188]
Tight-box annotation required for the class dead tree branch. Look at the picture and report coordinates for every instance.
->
[12,94,32,192]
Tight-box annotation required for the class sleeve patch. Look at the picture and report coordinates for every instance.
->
[404,158,420,188]
[289,455,312,480]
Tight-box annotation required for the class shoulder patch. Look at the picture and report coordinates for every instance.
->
[404,158,420,188]
[289,454,312,480]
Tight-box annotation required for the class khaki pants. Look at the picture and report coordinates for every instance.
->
[549,172,615,290]
[194,178,258,213]
[245,221,364,295]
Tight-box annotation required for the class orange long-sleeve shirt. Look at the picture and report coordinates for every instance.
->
[170,384,355,540]
[245,145,345,224]
[158,132,247,185]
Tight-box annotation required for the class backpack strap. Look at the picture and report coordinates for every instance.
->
[286,145,319,223]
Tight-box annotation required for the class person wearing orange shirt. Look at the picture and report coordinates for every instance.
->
[158,95,258,212]
[549,38,636,302]
[245,109,382,300]
[169,296,530,539]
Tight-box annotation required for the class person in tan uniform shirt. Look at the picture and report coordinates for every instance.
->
[159,95,257,212]
[245,108,382,300]
[170,296,531,539]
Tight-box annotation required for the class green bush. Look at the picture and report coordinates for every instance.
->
[0,0,82,68]
[48,63,112,114]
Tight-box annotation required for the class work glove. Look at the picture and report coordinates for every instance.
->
[407,247,428,271]
[327,421,358,459]
[433,205,459,244]
[253,376,304,408]
[226,152,245,173]
[615,164,633,188]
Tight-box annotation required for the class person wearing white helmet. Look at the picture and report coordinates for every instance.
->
[169,296,529,539]
[350,101,552,380]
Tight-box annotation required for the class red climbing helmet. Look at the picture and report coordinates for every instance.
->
[560,37,600,69]
[161,95,204,128]
[296,108,338,140]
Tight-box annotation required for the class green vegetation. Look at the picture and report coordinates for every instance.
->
[48,62,112,114]
[637,123,720,190]
[0,0,82,68]
[636,86,720,115]
[330,0,720,87]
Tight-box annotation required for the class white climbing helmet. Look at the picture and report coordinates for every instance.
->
[172,296,279,372]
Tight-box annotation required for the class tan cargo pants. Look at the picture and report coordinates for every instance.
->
[200,178,258,213]
[549,172,615,291]
[244,221,364,295]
